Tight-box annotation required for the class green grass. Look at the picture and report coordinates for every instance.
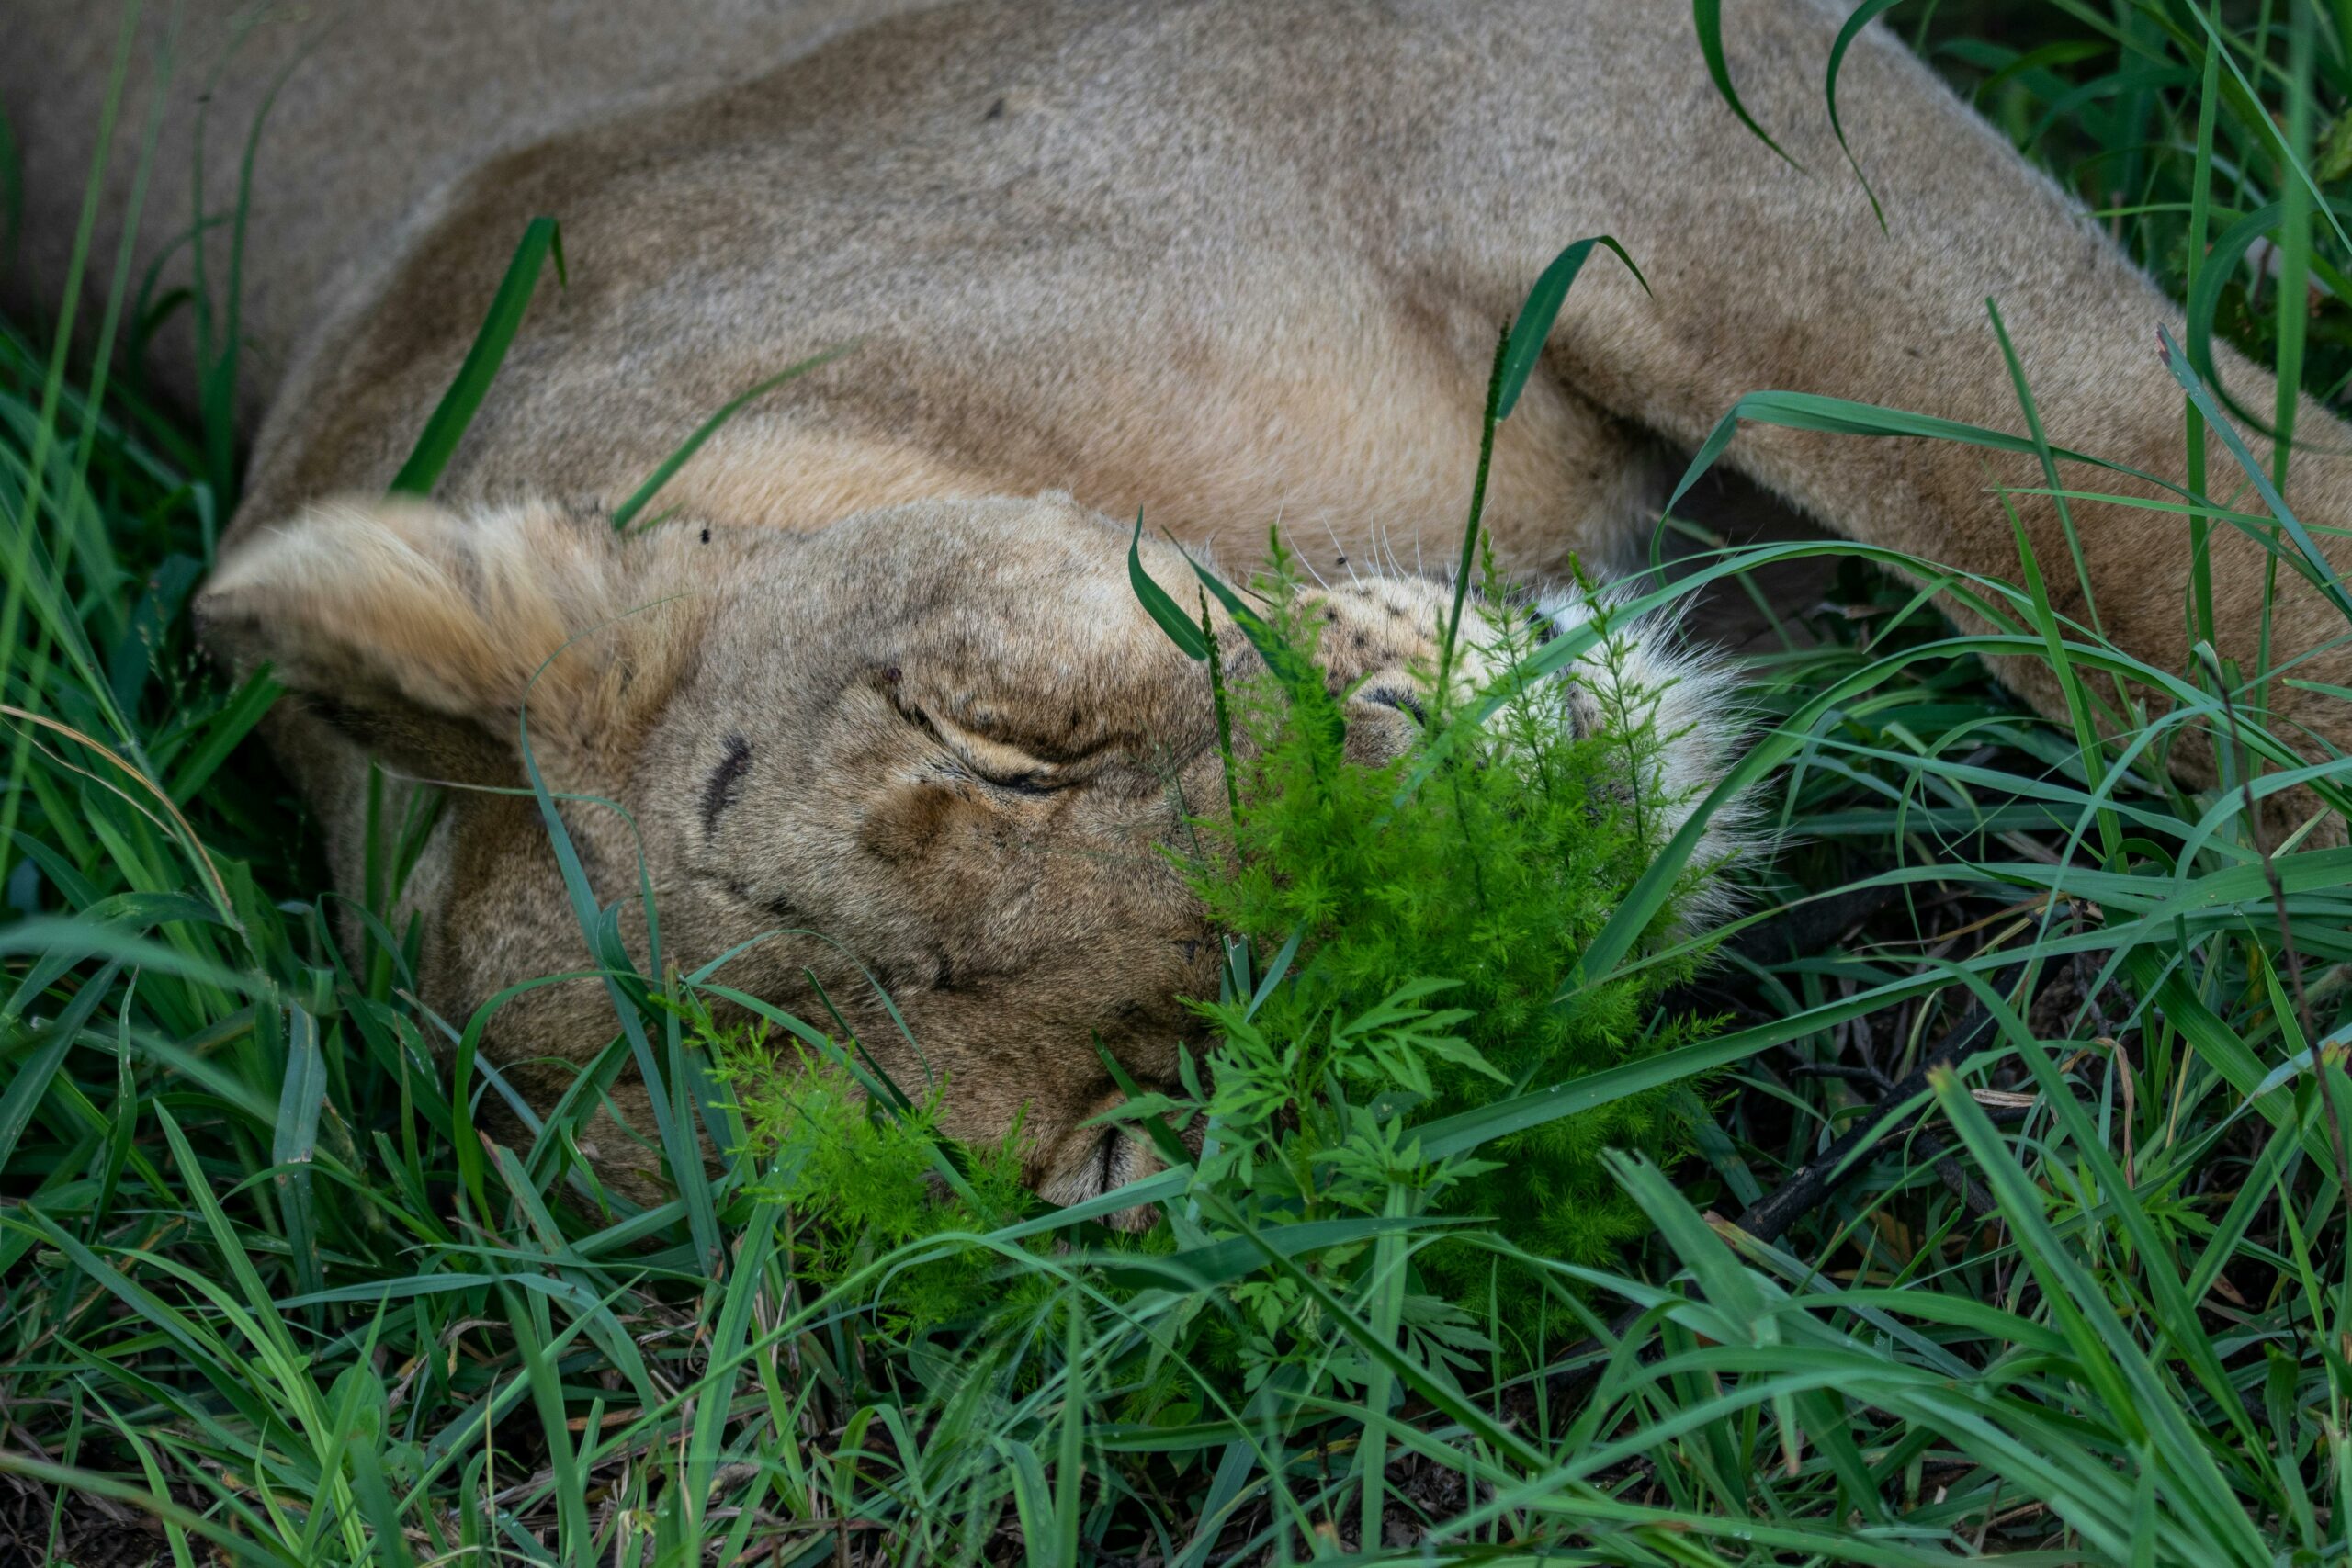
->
[6,2,2352,1562]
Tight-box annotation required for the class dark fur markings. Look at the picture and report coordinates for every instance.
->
[701,734,753,839]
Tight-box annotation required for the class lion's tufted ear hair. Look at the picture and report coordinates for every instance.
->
[195,493,703,785]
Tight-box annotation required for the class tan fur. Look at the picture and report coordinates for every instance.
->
[202,498,703,754]
[12,0,2348,1205]
[198,490,1580,1209]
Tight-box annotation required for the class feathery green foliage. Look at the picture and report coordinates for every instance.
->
[1152,538,1714,1322]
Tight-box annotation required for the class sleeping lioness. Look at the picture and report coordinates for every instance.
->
[8,0,2347,1208]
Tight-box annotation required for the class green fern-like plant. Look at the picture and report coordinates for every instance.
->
[1169,541,1715,1324]
[714,1028,1047,1338]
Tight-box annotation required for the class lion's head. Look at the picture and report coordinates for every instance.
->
[194,491,1739,1214]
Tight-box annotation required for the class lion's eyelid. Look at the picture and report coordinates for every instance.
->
[885,682,1083,792]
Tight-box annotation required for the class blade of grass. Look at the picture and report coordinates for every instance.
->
[1693,0,1804,168]
[387,216,564,497]
[609,343,855,530]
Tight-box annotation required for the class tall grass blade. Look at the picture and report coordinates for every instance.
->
[387,216,564,497]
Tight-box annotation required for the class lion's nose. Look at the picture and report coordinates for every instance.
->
[1038,1124,1165,1231]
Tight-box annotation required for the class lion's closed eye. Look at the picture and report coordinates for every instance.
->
[883,677,1079,795]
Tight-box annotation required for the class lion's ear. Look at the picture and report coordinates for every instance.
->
[196,494,699,784]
